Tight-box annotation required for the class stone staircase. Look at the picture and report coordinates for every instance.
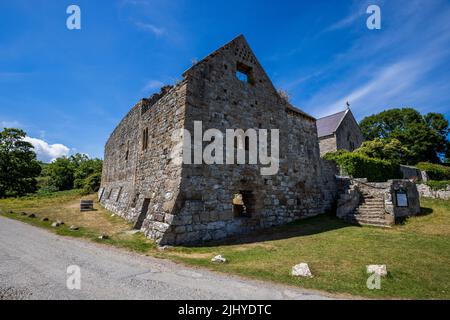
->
[337,178,394,228]
[346,193,391,227]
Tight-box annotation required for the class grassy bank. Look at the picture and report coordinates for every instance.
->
[1,192,449,299]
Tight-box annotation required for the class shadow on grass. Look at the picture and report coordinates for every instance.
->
[396,206,433,225]
[184,214,354,248]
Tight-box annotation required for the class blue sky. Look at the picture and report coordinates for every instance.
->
[1,0,449,162]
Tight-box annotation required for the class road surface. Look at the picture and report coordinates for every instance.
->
[0,216,333,300]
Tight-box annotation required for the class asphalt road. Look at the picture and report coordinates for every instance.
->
[0,216,332,300]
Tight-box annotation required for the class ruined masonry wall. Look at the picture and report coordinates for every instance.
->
[100,82,188,242]
[160,37,338,245]
[100,36,338,245]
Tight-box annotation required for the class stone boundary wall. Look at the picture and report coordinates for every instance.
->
[416,183,450,200]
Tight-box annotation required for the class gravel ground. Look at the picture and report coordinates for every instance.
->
[0,216,333,300]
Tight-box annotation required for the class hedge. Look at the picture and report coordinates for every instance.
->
[323,151,401,182]
[416,162,450,181]
[425,180,450,191]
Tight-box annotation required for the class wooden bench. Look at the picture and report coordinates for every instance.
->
[80,200,94,212]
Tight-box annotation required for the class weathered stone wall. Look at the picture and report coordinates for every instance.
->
[100,35,339,245]
[335,111,364,152]
[100,82,188,243]
[160,36,338,245]
[318,135,337,156]
[416,183,450,200]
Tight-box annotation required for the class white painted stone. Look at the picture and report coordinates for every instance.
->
[291,263,313,278]
[366,265,387,277]
[211,255,227,263]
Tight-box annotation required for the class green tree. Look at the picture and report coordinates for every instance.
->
[41,153,103,193]
[45,157,76,190]
[73,157,103,190]
[354,138,410,164]
[0,128,41,197]
[359,108,449,164]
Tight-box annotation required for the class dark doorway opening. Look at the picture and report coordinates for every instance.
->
[134,198,150,230]
[232,191,255,218]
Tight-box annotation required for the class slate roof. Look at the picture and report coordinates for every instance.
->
[316,110,348,138]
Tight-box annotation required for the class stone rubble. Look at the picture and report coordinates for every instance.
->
[291,263,313,278]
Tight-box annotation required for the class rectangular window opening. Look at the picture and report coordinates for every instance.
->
[236,62,254,85]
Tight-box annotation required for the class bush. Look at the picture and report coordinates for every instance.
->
[425,180,450,191]
[80,172,101,195]
[416,162,450,180]
[324,151,401,182]
[39,153,103,194]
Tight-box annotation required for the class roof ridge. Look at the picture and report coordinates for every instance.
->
[317,109,347,120]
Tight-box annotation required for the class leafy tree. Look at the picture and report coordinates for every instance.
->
[45,157,76,190]
[41,153,103,193]
[0,128,41,197]
[73,157,103,190]
[354,138,410,164]
[359,108,449,164]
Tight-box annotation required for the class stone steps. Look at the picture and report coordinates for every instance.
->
[346,215,391,228]
[352,213,385,219]
[354,208,385,214]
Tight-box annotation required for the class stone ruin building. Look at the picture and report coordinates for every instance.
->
[316,108,364,156]
[99,35,337,245]
[99,35,420,245]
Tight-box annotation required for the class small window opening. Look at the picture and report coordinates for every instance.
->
[125,141,130,161]
[142,128,149,151]
[116,187,123,202]
[232,191,255,218]
[235,62,254,85]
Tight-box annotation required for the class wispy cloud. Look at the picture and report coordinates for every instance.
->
[299,0,450,119]
[23,136,71,163]
[134,21,166,37]
[142,79,164,93]
[322,0,372,33]
[0,120,23,128]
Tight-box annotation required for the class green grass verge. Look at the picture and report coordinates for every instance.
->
[1,192,450,299]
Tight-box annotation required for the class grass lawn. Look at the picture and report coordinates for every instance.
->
[1,192,449,299]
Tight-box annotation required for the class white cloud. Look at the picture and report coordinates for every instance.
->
[134,21,166,37]
[23,137,70,163]
[1,120,22,128]
[298,0,450,119]
[142,79,164,92]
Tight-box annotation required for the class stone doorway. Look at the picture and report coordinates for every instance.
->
[134,198,150,230]
[232,190,255,218]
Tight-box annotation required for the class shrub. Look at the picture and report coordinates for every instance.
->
[416,162,450,180]
[324,151,401,182]
[425,180,450,191]
[80,172,101,195]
